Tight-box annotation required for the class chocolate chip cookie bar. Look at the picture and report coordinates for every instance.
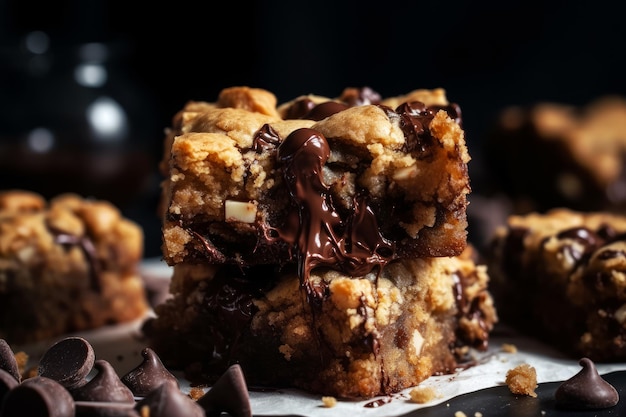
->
[143,245,496,399]
[483,96,626,213]
[151,86,495,399]
[0,190,149,345]
[160,86,471,271]
[487,208,626,361]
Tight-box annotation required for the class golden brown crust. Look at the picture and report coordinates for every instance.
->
[160,86,471,266]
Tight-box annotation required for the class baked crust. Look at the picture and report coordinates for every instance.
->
[160,86,471,268]
[144,245,496,399]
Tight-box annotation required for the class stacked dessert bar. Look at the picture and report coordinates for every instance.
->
[145,86,497,399]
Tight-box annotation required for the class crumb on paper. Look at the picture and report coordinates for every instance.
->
[501,343,518,353]
[409,386,440,404]
[322,396,337,407]
[188,386,205,400]
[505,363,537,397]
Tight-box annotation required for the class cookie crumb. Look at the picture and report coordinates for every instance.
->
[322,396,337,407]
[14,351,28,376]
[501,343,518,353]
[409,386,439,403]
[454,411,468,417]
[506,363,537,397]
[188,386,205,400]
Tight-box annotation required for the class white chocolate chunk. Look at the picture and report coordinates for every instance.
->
[225,200,257,223]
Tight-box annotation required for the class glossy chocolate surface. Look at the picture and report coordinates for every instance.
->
[0,339,20,383]
[1,376,75,417]
[38,336,95,390]
[71,360,135,403]
[555,358,619,410]
[121,347,179,397]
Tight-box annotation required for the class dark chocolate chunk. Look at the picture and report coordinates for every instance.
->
[302,101,349,121]
[38,336,95,390]
[71,359,135,403]
[38,337,96,389]
[1,376,75,417]
[121,347,178,397]
[0,368,19,402]
[75,401,140,417]
[0,339,21,383]
[134,381,204,417]
[197,364,252,417]
[339,86,381,107]
[555,357,619,410]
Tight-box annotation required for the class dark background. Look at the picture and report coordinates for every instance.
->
[1,0,626,257]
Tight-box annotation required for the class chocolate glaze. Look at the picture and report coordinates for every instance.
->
[555,357,619,410]
[121,348,179,397]
[38,336,95,390]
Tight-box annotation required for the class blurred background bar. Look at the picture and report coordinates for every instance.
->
[1,0,625,258]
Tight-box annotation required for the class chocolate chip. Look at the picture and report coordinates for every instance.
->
[0,339,21,383]
[0,368,19,402]
[555,357,619,409]
[302,101,349,121]
[134,381,204,417]
[121,347,178,397]
[1,376,75,417]
[71,359,135,403]
[197,364,252,417]
[38,336,95,390]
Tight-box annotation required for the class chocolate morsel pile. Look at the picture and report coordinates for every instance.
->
[0,337,252,417]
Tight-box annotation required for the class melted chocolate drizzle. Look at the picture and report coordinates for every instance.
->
[271,127,394,301]
[252,124,281,153]
[452,271,490,351]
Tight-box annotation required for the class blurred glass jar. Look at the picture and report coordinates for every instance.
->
[0,31,158,207]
